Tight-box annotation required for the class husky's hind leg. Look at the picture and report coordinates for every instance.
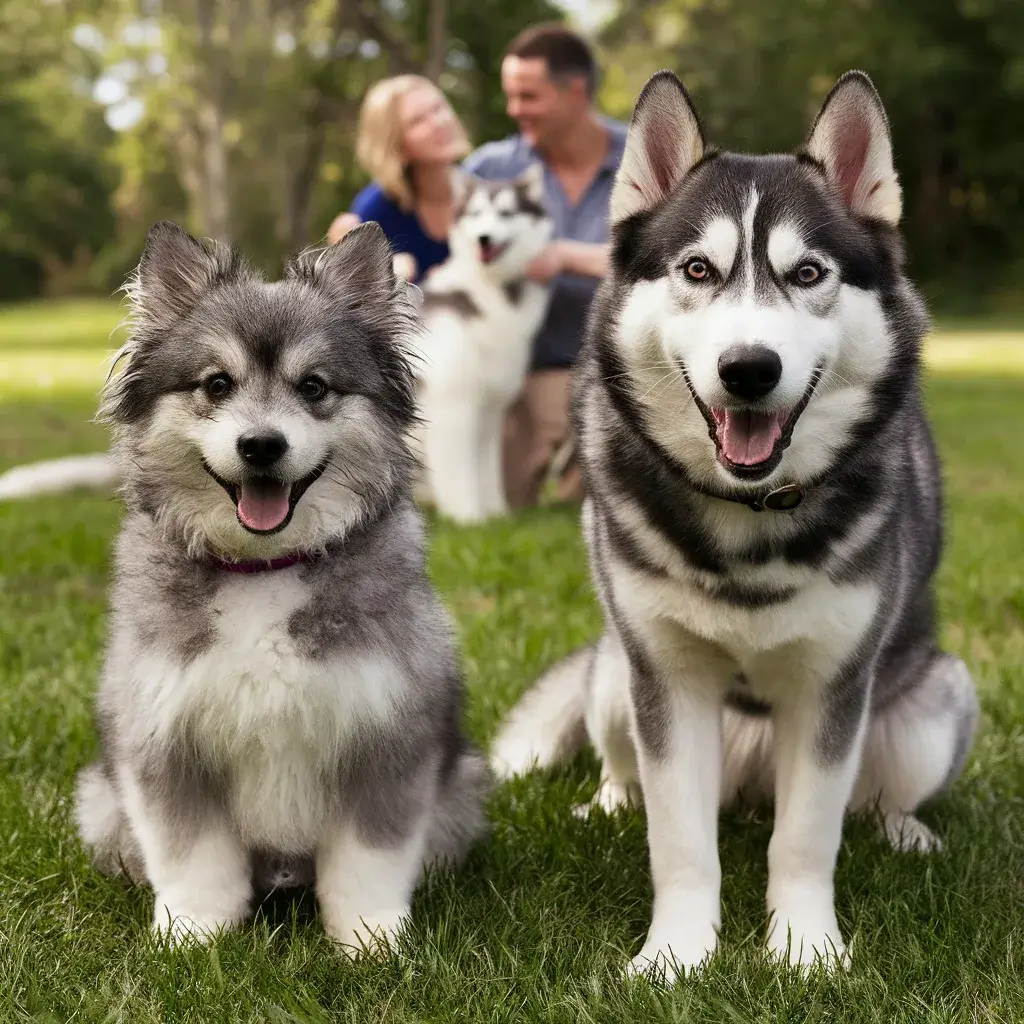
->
[577,633,641,817]
[852,652,978,852]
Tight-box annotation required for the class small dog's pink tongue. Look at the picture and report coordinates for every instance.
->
[237,480,291,531]
[714,409,787,466]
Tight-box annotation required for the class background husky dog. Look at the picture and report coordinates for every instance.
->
[414,164,553,523]
[74,220,489,952]
[491,71,978,977]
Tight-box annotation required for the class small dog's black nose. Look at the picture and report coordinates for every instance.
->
[237,432,288,468]
[478,234,491,247]
[718,345,783,401]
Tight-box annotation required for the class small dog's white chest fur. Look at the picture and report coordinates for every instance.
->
[139,569,404,851]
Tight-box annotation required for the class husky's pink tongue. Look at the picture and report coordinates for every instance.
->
[237,480,291,531]
[714,409,788,466]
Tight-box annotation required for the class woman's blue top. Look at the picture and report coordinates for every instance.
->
[350,183,450,284]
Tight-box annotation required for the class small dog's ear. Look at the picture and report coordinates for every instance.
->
[291,222,398,311]
[803,71,901,225]
[131,221,241,328]
[611,70,706,225]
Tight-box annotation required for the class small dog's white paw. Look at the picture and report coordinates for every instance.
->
[766,908,849,971]
[882,811,943,853]
[325,909,408,960]
[624,919,718,983]
[152,908,234,946]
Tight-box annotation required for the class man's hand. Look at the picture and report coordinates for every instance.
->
[526,242,566,284]
[526,240,610,282]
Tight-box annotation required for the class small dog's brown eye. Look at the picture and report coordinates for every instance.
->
[795,263,823,285]
[205,373,232,399]
[685,259,710,281]
[298,376,327,401]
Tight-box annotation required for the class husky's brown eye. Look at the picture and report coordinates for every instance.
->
[204,373,232,399]
[298,376,327,401]
[685,259,710,281]
[795,263,823,285]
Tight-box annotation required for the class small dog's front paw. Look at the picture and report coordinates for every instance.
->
[152,907,234,946]
[766,906,849,971]
[625,919,718,983]
[324,908,408,960]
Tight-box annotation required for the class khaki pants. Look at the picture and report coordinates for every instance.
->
[502,368,584,509]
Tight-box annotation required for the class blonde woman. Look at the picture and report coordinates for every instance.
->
[326,75,470,283]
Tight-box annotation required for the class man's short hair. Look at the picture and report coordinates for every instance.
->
[505,22,598,97]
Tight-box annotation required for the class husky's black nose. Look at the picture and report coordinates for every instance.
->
[237,432,288,468]
[718,345,782,401]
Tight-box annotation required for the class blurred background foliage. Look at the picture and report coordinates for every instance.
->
[1,0,1021,313]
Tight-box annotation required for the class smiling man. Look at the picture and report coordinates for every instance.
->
[463,23,626,510]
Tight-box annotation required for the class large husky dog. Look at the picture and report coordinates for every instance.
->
[74,220,489,952]
[492,71,978,976]
[414,164,553,523]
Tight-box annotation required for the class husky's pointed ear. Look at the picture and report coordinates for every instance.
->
[131,220,241,328]
[450,166,472,214]
[611,71,705,225]
[804,71,901,225]
[291,221,398,310]
[515,162,546,207]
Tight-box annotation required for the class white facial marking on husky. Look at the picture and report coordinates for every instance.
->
[767,223,806,275]
[740,189,759,284]
[694,217,739,278]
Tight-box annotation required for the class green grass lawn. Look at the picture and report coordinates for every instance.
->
[1,300,1022,1022]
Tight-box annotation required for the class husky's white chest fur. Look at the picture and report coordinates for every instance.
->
[136,570,404,851]
[418,261,549,403]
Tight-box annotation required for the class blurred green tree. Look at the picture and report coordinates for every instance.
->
[0,0,117,298]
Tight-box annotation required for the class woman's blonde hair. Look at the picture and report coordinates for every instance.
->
[355,75,471,211]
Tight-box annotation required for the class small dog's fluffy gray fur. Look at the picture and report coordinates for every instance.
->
[75,220,490,953]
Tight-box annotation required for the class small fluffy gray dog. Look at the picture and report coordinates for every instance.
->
[74,220,489,954]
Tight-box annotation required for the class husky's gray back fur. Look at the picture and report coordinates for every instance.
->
[75,222,488,939]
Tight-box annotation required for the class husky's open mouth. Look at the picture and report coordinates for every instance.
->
[203,463,326,535]
[478,239,510,264]
[680,364,824,480]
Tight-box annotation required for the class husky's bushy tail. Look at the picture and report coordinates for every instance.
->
[491,642,776,805]
[490,645,593,780]
[0,453,118,501]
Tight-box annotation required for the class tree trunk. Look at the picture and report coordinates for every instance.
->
[426,0,447,82]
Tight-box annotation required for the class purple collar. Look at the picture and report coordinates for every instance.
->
[207,551,318,574]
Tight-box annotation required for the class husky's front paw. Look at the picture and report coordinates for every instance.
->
[765,896,849,971]
[324,907,409,960]
[625,918,718,983]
